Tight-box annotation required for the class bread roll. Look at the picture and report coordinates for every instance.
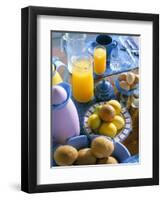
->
[134,74,139,84]
[97,156,118,164]
[126,72,135,85]
[119,80,130,91]
[75,148,96,165]
[91,136,114,158]
[118,73,127,81]
[54,145,78,166]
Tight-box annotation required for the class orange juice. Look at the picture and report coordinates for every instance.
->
[94,46,106,75]
[72,57,94,102]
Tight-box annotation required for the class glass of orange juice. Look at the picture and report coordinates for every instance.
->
[94,45,106,75]
[72,55,94,103]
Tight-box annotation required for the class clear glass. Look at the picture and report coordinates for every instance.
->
[61,33,86,73]
[110,45,121,72]
[93,45,106,75]
[71,55,94,103]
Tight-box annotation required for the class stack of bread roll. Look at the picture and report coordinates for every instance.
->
[54,136,119,166]
[118,72,139,91]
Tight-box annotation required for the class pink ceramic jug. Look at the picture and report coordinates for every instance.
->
[52,82,80,144]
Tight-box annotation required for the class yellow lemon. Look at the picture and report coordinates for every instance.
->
[99,122,117,138]
[107,100,122,115]
[112,115,125,130]
[88,114,101,130]
[94,105,102,115]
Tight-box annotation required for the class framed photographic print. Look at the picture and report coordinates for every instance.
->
[21,6,159,193]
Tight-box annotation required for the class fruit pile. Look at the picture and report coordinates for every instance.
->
[54,136,118,166]
[87,100,125,138]
[118,72,139,91]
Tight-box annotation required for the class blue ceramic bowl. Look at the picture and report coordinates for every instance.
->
[66,135,131,163]
[122,154,139,163]
[83,102,132,143]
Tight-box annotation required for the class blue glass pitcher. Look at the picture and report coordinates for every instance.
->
[61,33,87,73]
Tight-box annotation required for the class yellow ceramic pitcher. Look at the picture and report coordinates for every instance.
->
[52,64,63,85]
[52,59,69,86]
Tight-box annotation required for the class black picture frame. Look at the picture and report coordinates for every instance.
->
[21,6,159,193]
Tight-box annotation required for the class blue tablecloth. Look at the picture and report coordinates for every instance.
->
[86,35,139,79]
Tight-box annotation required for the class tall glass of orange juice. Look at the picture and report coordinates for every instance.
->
[72,55,94,103]
[94,46,106,75]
